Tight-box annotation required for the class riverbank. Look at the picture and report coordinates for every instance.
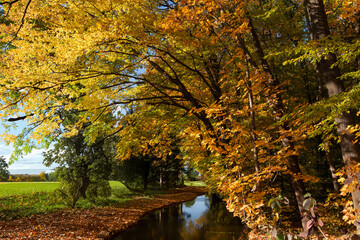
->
[0,186,207,239]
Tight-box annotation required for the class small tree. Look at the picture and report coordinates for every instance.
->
[47,172,58,181]
[39,171,47,181]
[43,130,112,207]
[0,156,10,182]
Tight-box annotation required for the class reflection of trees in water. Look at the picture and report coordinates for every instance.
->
[184,198,196,208]
[115,196,245,240]
[116,205,186,240]
[179,196,244,240]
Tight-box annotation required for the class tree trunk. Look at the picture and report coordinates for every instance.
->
[78,176,90,199]
[354,11,360,81]
[245,59,260,190]
[159,169,163,189]
[246,16,310,233]
[305,0,360,232]
[324,146,340,193]
[143,161,150,191]
[120,181,144,194]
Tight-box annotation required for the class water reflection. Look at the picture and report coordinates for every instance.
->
[114,195,246,240]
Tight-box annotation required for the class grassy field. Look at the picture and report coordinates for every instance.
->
[0,181,135,220]
[0,181,205,197]
[184,181,206,187]
[0,181,129,197]
[0,182,60,197]
[0,181,204,220]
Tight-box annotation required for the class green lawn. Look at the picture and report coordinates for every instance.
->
[0,181,204,220]
[0,182,60,197]
[0,181,128,197]
[0,181,134,219]
[184,181,206,187]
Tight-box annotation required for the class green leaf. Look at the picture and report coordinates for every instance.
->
[276,232,285,240]
[269,198,275,207]
[304,193,311,198]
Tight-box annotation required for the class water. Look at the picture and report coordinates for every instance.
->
[114,195,247,240]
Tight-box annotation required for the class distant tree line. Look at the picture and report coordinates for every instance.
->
[7,172,57,182]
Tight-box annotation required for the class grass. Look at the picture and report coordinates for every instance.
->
[109,181,134,196]
[0,181,136,220]
[184,180,206,187]
[0,181,128,197]
[0,182,60,197]
[0,191,64,219]
[0,181,205,220]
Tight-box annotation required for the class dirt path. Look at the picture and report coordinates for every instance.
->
[0,186,207,239]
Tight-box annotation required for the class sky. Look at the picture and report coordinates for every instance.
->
[0,123,56,175]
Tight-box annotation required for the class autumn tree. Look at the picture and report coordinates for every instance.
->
[114,104,186,190]
[39,171,46,181]
[282,0,360,233]
[0,0,313,232]
[1,0,360,237]
[112,155,153,192]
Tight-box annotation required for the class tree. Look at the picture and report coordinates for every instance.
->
[114,104,186,191]
[112,155,153,192]
[0,156,10,181]
[47,171,58,181]
[39,171,47,181]
[1,0,360,237]
[0,0,315,231]
[43,128,112,207]
[303,0,360,233]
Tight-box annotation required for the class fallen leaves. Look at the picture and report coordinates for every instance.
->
[0,186,207,239]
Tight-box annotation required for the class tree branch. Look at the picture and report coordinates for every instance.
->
[7,0,32,44]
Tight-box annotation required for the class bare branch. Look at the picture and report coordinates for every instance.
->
[7,113,34,122]
[0,0,20,5]
[7,0,32,44]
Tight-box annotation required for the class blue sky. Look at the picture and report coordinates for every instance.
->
[0,123,56,174]
[0,144,53,174]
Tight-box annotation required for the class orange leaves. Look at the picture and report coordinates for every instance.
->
[0,0,158,145]
[0,187,206,239]
[336,0,360,21]
[342,200,357,224]
[1,0,358,236]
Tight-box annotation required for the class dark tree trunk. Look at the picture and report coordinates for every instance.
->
[245,59,260,189]
[159,169,163,189]
[355,11,360,37]
[78,176,90,198]
[355,12,360,80]
[305,0,360,232]
[324,146,341,193]
[246,17,310,233]
[120,181,144,194]
[143,161,150,191]
[71,176,90,208]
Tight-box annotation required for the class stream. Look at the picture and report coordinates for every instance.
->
[114,195,247,240]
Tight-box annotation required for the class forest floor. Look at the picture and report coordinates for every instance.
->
[0,186,207,239]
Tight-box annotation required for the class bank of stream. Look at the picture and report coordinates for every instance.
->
[0,186,208,239]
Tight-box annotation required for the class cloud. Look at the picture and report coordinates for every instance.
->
[0,124,57,173]
[0,143,57,172]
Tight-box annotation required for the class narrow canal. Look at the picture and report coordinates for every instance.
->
[114,195,247,240]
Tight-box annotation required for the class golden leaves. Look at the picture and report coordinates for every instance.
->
[1,0,359,236]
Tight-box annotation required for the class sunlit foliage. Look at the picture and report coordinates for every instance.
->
[1,0,360,237]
